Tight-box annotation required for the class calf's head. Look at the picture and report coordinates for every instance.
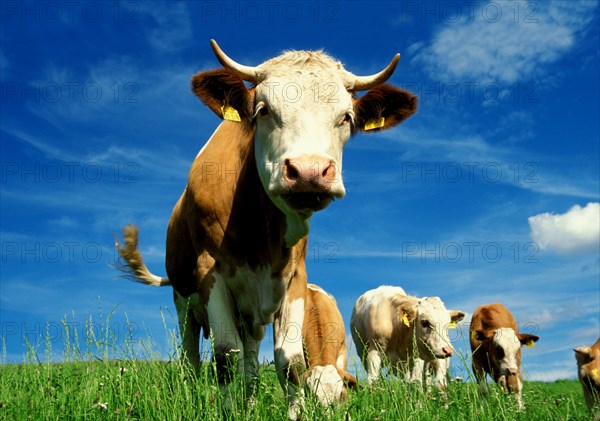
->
[402,297,465,360]
[306,365,348,407]
[192,40,417,244]
[474,327,539,392]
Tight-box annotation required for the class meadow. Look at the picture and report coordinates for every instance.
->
[0,311,591,420]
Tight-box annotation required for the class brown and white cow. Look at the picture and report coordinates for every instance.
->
[303,283,357,407]
[115,40,416,418]
[574,337,600,418]
[470,303,540,409]
[350,285,464,389]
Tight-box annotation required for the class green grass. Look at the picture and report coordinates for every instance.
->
[0,312,591,420]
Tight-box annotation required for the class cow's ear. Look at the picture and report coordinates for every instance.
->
[471,330,488,342]
[574,346,593,364]
[518,333,540,347]
[449,310,465,323]
[191,69,255,121]
[399,305,416,325]
[353,84,417,133]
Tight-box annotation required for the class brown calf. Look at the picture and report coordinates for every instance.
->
[303,284,357,407]
[470,303,539,409]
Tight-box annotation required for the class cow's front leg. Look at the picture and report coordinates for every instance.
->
[274,294,306,420]
[242,329,262,399]
[432,358,449,391]
[174,290,202,372]
[408,357,425,387]
[207,278,244,403]
[366,349,382,385]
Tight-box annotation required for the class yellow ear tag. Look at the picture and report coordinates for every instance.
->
[526,339,535,348]
[471,330,477,341]
[402,313,410,328]
[364,117,385,131]
[221,105,241,122]
[448,321,457,329]
[591,368,598,380]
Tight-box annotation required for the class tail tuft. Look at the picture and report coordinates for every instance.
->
[114,224,171,287]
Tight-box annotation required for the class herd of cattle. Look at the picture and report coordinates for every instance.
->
[115,40,600,418]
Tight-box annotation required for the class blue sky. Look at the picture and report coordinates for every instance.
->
[1,1,599,382]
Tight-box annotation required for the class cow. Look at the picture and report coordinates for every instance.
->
[115,39,417,419]
[470,303,540,410]
[350,285,465,389]
[303,283,357,407]
[574,337,600,418]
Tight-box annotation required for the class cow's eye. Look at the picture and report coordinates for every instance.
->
[341,112,353,125]
[421,320,431,329]
[255,101,269,119]
[495,346,504,359]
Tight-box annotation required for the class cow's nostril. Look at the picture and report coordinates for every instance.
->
[284,159,300,181]
[442,347,453,357]
[322,162,336,180]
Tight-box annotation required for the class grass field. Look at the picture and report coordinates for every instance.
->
[0,313,591,420]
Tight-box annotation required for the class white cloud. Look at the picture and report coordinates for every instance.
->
[529,202,600,254]
[411,1,598,84]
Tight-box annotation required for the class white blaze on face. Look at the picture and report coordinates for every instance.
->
[253,54,354,213]
[306,365,344,406]
[415,297,454,360]
[492,327,522,374]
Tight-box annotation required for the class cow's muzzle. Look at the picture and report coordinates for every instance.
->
[281,192,334,213]
[280,156,342,212]
[432,346,454,359]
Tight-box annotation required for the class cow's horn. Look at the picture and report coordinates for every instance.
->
[210,39,260,83]
[346,53,400,91]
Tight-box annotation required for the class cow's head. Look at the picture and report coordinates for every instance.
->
[574,340,600,381]
[192,40,417,245]
[402,297,465,361]
[574,339,600,412]
[306,364,346,407]
[474,327,539,390]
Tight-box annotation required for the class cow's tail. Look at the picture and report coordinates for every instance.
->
[114,224,171,287]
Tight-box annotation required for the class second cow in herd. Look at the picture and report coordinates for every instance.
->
[350,285,465,390]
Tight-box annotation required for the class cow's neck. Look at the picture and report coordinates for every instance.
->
[283,212,310,248]
[190,121,309,269]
